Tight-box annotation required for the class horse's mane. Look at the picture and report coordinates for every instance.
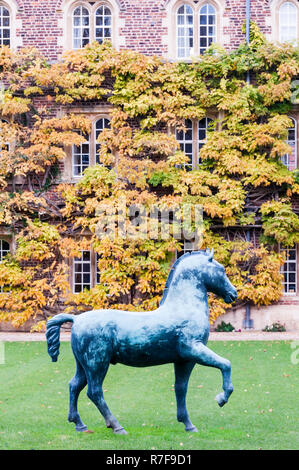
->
[160,250,207,306]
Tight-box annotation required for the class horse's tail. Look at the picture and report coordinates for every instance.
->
[46,313,75,362]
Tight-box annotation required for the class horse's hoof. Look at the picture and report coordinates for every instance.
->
[185,426,198,433]
[75,424,88,432]
[216,393,227,407]
[114,427,128,435]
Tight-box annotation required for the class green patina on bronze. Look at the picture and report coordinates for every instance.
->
[46,248,237,434]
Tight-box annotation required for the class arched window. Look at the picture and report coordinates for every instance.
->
[281,117,297,170]
[95,117,110,164]
[176,4,194,59]
[0,5,10,47]
[171,1,220,60]
[95,5,112,44]
[199,4,216,55]
[279,2,298,43]
[70,116,111,178]
[73,5,90,49]
[68,1,117,50]
[72,132,90,177]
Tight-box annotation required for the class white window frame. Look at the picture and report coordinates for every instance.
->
[176,118,193,170]
[176,3,194,60]
[95,252,101,285]
[0,238,9,261]
[199,3,216,55]
[175,117,214,169]
[171,0,220,61]
[281,117,297,170]
[72,5,90,50]
[95,117,110,165]
[68,113,111,180]
[72,132,90,177]
[198,116,213,160]
[95,4,112,45]
[0,238,10,293]
[65,0,120,51]
[73,250,92,293]
[279,1,298,43]
[280,245,297,295]
[0,4,10,47]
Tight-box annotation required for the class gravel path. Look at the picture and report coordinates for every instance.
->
[1,330,299,342]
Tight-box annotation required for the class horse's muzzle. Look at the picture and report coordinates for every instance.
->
[224,288,237,304]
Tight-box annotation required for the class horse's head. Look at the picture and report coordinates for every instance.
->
[161,248,237,307]
[199,248,237,303]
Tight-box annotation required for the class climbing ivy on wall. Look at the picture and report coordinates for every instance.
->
[0,26,298,329]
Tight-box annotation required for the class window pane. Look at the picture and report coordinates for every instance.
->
[95,118,110,165]
[95,6,112,43]
[73,251,91,293]
[176,4,194,59]
[0,240,9,262]
[199,4,216,54]
[72,133,90,176]
[279,2,297,42]
[73,6,90,49]
[0,6,10,47]
[280,245,297,294]
[280,118,297,171]
[176,119,193,169]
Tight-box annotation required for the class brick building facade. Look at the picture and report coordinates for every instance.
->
[0,0,298,330]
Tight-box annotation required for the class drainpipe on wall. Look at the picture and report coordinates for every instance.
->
[243,230,254,329]
[243,0,254,329]
[246,0,251,84]
[246,0,251,45]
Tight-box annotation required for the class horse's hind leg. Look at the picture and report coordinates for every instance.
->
[174,361,198,432]
[181,342,233,407]
[68,358,88,432]
[86,361,128,435]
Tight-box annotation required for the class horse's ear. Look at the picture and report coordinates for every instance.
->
[208,248,214,261]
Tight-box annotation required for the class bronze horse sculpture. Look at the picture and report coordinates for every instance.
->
[46,248,237,434]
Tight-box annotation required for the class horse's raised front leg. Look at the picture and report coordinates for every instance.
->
[68,359,89,432]
[180,342,233,407]
[85,362,128,435]
[174,361,198,432]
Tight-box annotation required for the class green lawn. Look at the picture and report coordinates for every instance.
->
[0,340,298,450]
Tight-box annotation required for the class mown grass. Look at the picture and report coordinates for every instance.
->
[0,340,298,450]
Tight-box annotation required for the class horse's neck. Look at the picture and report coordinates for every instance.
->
[164,276,209,317]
